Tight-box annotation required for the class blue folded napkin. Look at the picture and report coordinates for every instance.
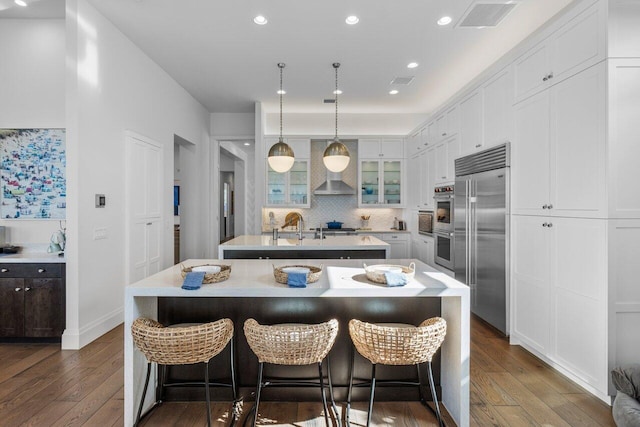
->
[182,271,206,290]
[384,271,407,287]
[287,271,308,288]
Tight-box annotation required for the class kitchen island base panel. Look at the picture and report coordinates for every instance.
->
[221,249,387,259]
[157,296,441,402]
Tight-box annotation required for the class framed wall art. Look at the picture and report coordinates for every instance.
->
[0,128,66,219]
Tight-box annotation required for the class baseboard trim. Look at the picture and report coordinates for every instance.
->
[61,306,124,349]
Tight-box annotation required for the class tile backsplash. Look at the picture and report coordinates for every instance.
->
[262,140,405,231]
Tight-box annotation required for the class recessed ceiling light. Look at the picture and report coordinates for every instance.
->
[407,62,419,69]
[277,90,286,95]
[437,16,452,26]
[389,90,399,95]
[345,15,359,25]
[253,15,268,25]
[244,142,251,146]
[333,90,343,95]
[14,0,27,6]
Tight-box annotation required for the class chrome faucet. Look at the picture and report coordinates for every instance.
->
[296,214,304,240]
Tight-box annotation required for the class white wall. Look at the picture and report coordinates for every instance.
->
[64,0,211,348]
[211,113,255,137]
[0,19,66,245]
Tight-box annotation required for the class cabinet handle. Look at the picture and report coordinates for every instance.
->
[14,287,21,292]
[442,133,447,136]
[1,268,7,273]
[548,204,553,209]
[25,287,30,292]
[475,144,481,148]
[542,204,548,209]
[146,222,152,226]
[543,76,548,82]
[423,142,429,146]
[441,176,446,179]
[547,223,553,228]
[347,256,351,259]
[548,73,554,80]
[542,223,548,227]
[38,268,45,273]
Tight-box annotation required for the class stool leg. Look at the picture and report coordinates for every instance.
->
[416,363,426,404]
[135,362,152,427]
[366,364,376,427]
[318,362,330,427]
[230,335,238,402]
[346,346,355,426]
[205,361,212,427]
[252,362,264,427]
[326,356,341,427]
[427,361,444,427]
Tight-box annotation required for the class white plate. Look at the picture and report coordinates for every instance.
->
[192,265,221,273]
[282,267,310,275]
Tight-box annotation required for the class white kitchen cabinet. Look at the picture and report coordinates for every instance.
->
[381,233,409,259]
[434,135,459,185]
[514,1,605,104]
[459,90,483,155]
[359,159,403,207]
[436,105,460,142]
[426,122,437,146]
[358,139,403,158]
[406,131,421,156]
[513,62,606,217]
[483,68,513,149]
[511,215,607,392]
[412,236,434,267]
[419,148,435,210]
[407,154,421,209]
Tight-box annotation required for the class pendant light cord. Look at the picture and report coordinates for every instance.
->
[334,63,339,140]
[278,63,284,141]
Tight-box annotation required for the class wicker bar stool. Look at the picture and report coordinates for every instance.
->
[243,318,340,427]
[346,317,447,427]
[131,318,236,427]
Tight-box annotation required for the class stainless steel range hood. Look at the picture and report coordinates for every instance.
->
[314,169,355,195]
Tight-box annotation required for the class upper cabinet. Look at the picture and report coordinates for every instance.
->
[459,90,483,156]
[265,138,311,208]
[513,62,606,218]
[514,1,605,104]
[436,105,460,141]
[434,135,460,185]
[483,68,513,149]
[358,138,402,158]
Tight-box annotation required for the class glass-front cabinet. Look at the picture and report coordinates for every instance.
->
[358,159,403,207]
[266,160,310,207]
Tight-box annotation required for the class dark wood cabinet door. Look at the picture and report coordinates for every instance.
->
[0,278,25,337]
[24,278,64,337]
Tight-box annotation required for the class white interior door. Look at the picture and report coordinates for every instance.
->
[126,132,164,284]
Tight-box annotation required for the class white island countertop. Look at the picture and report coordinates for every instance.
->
[124,258,470,427]
[0,252,66,263]
[218,235,390,258]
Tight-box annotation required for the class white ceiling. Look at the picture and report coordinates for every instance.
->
[3,0,575,116]
[0,0,64,18]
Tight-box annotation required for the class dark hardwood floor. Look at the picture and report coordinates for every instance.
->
[0,316,615,426]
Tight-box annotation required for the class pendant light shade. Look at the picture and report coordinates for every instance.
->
[323,62,350,173]
[268,63,295,173]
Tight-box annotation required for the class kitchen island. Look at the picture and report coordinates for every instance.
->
[124,259,470,427]
[218,235,390,259]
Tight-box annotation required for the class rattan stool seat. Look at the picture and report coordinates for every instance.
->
[346,317,447,427]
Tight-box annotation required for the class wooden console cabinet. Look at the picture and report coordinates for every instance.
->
[0,263,65,339]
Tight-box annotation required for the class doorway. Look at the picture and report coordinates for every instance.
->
[219,148,237,243]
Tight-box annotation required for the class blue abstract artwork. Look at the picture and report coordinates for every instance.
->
[0,128,66,219]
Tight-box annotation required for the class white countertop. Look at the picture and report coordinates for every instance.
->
[219,235,390,251]
[126,258,467,298]
[0,252,66,263]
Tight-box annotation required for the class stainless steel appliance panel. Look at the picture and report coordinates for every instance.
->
[418,211,434,235]
[454,178,469,283]
[434,231,454,270]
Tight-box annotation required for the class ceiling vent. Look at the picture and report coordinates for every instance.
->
[390,76,414,85]
[323,99,336,104]
[457,1,519,28]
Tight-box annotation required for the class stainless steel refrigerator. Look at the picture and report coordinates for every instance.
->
[454,143,510,335]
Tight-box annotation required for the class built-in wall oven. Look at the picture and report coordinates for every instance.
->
[434,185,454,269]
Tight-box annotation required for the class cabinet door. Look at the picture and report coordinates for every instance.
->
[360,160,380,205]
[550,62,606,217]
[288,160,309,206]
[513,90,550,215]
[266,164,287,205]
[408,154,421,209]
[387,240,409,259]
[427,122,437,146]
[435,114,447,141]
[550,2,605,86]
[483,68,512,148]
[287,139,311,158]
[512,215,550,353]
[446,136,460,182]
[382,160,402,205]
[24,278,64,337]
[380,139,402,158]
[434,143,448,184]
[549,218,607,390]
[459,91,484,155]
[0,278,24,337]
[419,127,429,150]
[446,105,460,138]
[358,139,381,158]
[130,137,163,219]
[514,41,550,103]
[421,149,436,209]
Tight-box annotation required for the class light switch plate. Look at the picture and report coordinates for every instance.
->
[93,227,107,240]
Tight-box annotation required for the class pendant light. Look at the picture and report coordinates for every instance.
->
[323,62,350,173]
[267,63,295,173]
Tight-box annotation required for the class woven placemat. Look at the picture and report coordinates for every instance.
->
[181,264,231,284]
